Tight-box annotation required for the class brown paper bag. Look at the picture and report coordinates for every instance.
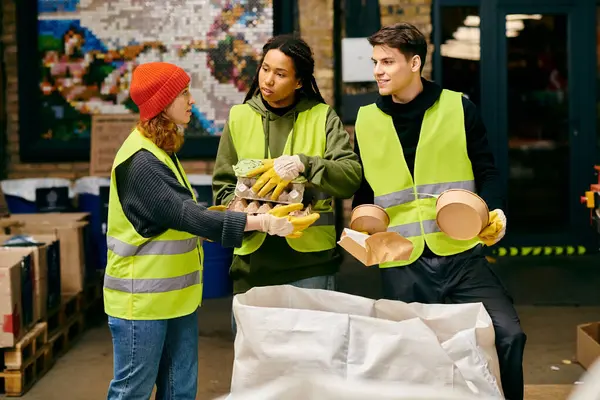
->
[338,228,414,266]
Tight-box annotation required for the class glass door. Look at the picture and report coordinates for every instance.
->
[433,0,482,104]
[480,0,597,247]
[505,13,569,233]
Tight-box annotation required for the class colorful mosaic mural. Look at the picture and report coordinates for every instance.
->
[37,0,273,143]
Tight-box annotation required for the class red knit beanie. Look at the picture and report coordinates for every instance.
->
[129,62,190,121]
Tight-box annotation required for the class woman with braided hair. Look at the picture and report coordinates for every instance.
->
[213,34,362,332]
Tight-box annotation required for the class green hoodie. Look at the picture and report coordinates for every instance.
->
[212,94,362,294]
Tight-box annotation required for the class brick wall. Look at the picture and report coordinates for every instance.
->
[0,0,5,179]
[379,0,433,78]
[298,0,335,106]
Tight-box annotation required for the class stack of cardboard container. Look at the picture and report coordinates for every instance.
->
[2,213,89,294]
[0,186,91,347]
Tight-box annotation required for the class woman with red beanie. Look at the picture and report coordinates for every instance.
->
[103,61,314,399]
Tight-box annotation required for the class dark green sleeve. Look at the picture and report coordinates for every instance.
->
[212,121,238,206]
[298,107,362,199]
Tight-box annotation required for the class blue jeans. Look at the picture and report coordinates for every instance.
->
[231,274,336,336]
[107,310,199,400]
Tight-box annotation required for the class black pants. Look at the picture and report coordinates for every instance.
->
[381,246,526,400]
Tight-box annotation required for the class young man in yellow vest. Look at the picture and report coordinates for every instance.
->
[103,62,316,400]
[352,24,526,400]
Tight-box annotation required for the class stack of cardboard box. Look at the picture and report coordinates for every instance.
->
[0,186,91,347]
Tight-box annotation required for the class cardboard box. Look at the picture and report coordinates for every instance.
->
[29,235,62,311]
[0,234,60,311]
[0,236,49,321]
[0,249,34,334]
[0,249,35,330]
[90,113,139,177]
[6,213,89,294]
[0,262,23,348]
[577,322,600,370]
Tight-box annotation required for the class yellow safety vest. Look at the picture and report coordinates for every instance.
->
[103,129,203,320]
[227,103,336,255]
[355,89,481,268]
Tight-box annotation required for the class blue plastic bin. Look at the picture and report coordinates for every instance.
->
[1,178,72,214]
[74,177,110,271]
[4,194,37,214]
[202,241,233,299]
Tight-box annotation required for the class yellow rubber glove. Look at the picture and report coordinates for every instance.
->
[286,213,321,238]
[208,205,228,212]
[246,159,274,177]
[247,156,305,201]
[247,159,288,199]
[478,209,506,246]
[268,203,321,238]
[268,203,303,217]
[252,168,291,200]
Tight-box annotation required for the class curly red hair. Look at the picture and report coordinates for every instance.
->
[136,112,184,154]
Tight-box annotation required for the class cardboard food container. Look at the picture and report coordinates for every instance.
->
[350,204,390,235]
[436,189,489,240]
[228,197,313,217]
[338,228,414,267]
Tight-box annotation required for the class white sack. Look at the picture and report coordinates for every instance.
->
[231,285,504,398]
[569,357,600,400]
[73,176,110,196]
[1,178,74,201]
[217,374,497,400]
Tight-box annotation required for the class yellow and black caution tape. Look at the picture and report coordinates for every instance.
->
[491,246,587,257]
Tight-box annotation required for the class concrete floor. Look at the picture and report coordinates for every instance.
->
[17,254,600,399]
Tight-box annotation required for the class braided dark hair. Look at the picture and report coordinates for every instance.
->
[244,34,326,104]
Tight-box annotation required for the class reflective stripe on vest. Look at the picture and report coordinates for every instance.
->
[106,236,198,257]
[375,180,475,209]
[104,270,200,293]
[377,180,475,237]
[103,129,203,320]
[227,103,336,255]
[355,89,481,268]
